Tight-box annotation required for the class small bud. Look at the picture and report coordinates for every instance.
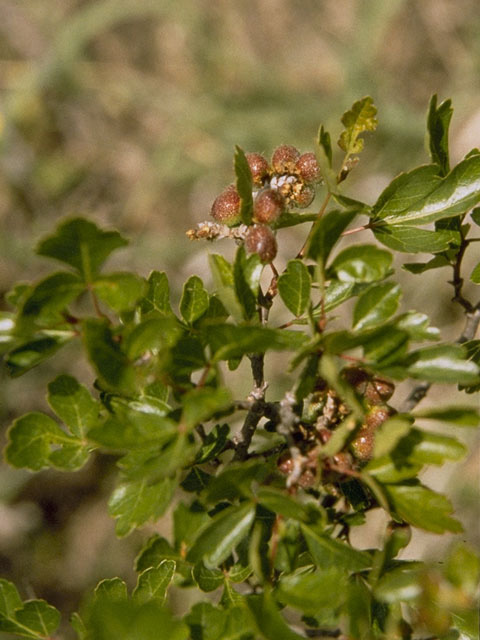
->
[246,152,270,186]
[210,185,241,226]
[272,144,300,174]
[245,224,277,263]
[295,152,322,184]
[294,184,315,209]
[253,188,284,224]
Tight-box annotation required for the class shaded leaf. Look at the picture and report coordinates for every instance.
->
[470,262,480,284]
[352,283,401,331]
[234,146,254,225]
[427,94,453,176]
[181,387,232,431]
[403,255,450,274]
[124,316,183,361]
[17,272,84,327]
[36,217,128,280]
[277,567,347,615]
[209,253,243,322]
[316,125,336,192]
[306,210,357,265]
[301,524,371,572]
[195,423,230,464]
[180,275,209,324]
[414,406,480,427]
[278,260,311,316]
[373,416,413,458]
[93,272,146,312]
[234,247,261,319]
[5,334,74,377]
[193,563,225,592]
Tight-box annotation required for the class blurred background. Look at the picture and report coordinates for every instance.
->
[0,0,479,630]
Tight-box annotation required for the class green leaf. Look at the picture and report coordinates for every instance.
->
[374,566,422,603]
[108,477,175,537]
[277,567,347,615]
[371,155,480,226]
[365,457,422,483]
[373,224,460,253]
[180,275,209,324]
[82,319,136,392]
[195,423,230,464]
[414,406,480,427]
[427,94,453,176]
[234,146,254,225]
[234,246,260,319]
[94,578,128,603]
[246,589,305,640]
[385,482,463,533]
[181,387,232,431]
[471,207,480,226]
[328,244,392,283]
[256,487,313,522]
[47,374,99,438]
[306,210,357,265]
[470,262,480,284]
[0,580,22,617]
[1,600,61,639]
[373,416,413,458]
[133,559,176,604]
[135,535,179,572]
[140,271,172,316]
[403,255,450,274]
[406,344,480,384]
[186,602,252,640]
[36,217,128,280]
[193,563,225,592]
[5,334,74,377]
[301,524,371,572]
[205,324,307,362]
[93,272,146,312]
[124,316,182,361]
[316,125,336,192]
[187,501,256,569]
[17,272,84,327]
[394,428,466,465]
[5,412,81,471]
[394,311,440,341]
[338,96,378,156]
[278,260,311,316]
[352,283,401,331]
[209,254,243,322]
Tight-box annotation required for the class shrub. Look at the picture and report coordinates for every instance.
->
[1,95,479,640]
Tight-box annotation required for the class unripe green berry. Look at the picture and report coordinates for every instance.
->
[294,184,315,209]
[295,152,322,184]
[253,188,284,224]
[245,224,277,263]
[272,144,300,174]
[246,152,270,186]
[211,185,241,226]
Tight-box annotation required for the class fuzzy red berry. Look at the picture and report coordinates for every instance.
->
[295,152,322,184]
[210,185,241,226]
[245,224,277,263]
[272,144,300,174]
[253,188,284,224]
[294,184,315,209]
[246,152,270,186]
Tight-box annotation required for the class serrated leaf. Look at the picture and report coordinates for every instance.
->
[5,412,81,471]
[278,260,311,316]
[180,275,209,324]
[181,387,232,431]
[470,262,480,284]
[173,502,210,550]
[384,482,463,533]
[234,146,254,225]
[36,217,128,280]
[93,272,146,312]
[0,580,22,617]
[108,477,175,537]
[371,155,480,226]
[209,254,243,322]
[11,600,60,639]
[193,563,225,592]
[133,559,176,604]
[82,319,136,393]
[277,567,347,615]
[427,94,453,176]
[94,578,128,603]
[352,283,401,331]
[406,344,480,384]
[140,270,172,316]
[329,244,392,283]
[205,324,307,362]
[306,209,357,265]
[338,96,377,156]
[301,524,371,572]
[373,224,460,253]
[47,374,99,438]
[135,535,178,572]
[414,406,480,427]
[17,271,84,328]
[5,334,74,377]
[187,501,255,569]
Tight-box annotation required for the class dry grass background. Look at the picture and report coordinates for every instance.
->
[0,0,479,629]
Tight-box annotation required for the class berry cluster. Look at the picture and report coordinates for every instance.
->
[209,145,322,263]
[278,367,395,489]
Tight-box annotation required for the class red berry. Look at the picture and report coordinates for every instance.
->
[211,185,241,226]
[294,184,315,209]
[245,225,277,263]
[246,152,270,186]
[295,152,322,184]
[271,144,300,174]
[253,188,284,224]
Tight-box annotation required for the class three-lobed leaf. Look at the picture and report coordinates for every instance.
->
[338,96,378,156]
